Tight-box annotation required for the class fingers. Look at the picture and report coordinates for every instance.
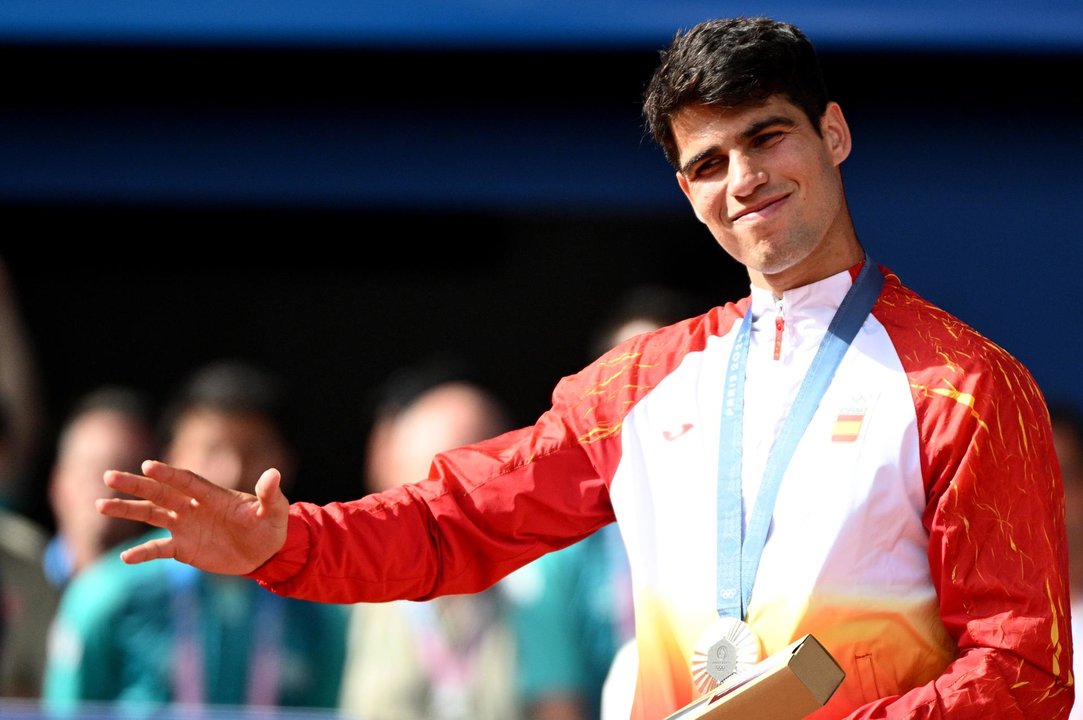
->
[142,460,224,504]
[103,461,226,512]
[103,469,193,515]
[118,535,176,565]
[96,496,176,529]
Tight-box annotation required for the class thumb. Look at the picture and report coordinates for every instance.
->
[254,467,290,518]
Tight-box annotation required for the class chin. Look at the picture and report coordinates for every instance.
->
[750,254,801,278]
[752,241,819,278]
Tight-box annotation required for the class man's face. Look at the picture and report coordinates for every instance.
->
[672,96,852,290]
[165,408,291,494]
[366,383,507,494]
[51,409,153,568]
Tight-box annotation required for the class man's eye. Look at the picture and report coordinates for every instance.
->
[694,157,725,177]
[753,131,783,147]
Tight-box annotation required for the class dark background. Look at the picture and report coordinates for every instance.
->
[2,4,1082,526]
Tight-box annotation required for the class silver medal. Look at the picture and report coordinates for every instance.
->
[690,617,760,695]
[704,636,738,682]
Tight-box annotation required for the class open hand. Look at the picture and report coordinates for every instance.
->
[97,459,290,575]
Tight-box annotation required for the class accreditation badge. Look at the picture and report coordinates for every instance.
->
[690,616,761,695]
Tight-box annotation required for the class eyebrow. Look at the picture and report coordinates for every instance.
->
[678,114,798,176]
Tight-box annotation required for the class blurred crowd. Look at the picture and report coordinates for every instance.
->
[0,252,711,720]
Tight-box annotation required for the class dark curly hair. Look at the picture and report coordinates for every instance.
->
[642,16,831,170]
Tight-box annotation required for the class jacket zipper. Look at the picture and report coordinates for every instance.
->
[773,298,784,361]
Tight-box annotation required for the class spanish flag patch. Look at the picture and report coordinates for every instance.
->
[831,412,864,442]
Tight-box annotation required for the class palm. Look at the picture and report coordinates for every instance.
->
[100,460,290,575]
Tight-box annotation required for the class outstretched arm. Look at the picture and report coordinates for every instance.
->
[96,459,291,575]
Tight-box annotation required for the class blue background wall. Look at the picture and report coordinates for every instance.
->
[2,1,1082,51]
[2,2,1081,518]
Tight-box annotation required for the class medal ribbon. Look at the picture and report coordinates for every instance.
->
[171,563,285,705]
[716,258,882,620]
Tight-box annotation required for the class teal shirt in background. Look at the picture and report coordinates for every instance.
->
[43,529,348,712]
[505,523,635,719]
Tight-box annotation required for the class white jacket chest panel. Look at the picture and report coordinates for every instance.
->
[610,296,928,635]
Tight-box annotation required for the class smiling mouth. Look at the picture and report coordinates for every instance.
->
[731,193,788,222]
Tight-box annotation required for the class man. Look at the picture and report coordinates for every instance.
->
[3,386,152,699]
[339,356,523,720]
[98,17,1072,719]
[44,385,156,588]
[46,360,347,710]
[0,400,57,699]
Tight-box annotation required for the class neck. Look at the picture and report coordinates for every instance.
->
[749,235,865,298]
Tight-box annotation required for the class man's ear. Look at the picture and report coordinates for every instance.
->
[821,101,852,165]
[676,172,707,224]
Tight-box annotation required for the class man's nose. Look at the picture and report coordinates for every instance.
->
[729,154,766,197]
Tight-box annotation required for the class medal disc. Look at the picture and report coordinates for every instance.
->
[690,617,760,695]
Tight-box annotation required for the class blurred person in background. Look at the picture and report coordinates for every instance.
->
[3,385,154,700]
[505,285,701,720]
[0,399,58,699]
[43,360,347,711]
[43,385,157,589]
[0,254,53,699]
[1053,402,1083,720]
[0,255,53,699]
[0,255,45,516]
[339,355,523,720]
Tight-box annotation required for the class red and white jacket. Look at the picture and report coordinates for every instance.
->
[251,261,1073,719]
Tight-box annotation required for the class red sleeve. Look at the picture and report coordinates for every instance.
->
[845,276,1073,718]
[246,380,621,604]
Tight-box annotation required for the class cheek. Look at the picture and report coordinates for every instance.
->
[688,183,725,225]
[807,162,846,215]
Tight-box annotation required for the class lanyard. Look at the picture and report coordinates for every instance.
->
[171,564,285,706]
[405,594,497,720]
[716,259,882,620]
